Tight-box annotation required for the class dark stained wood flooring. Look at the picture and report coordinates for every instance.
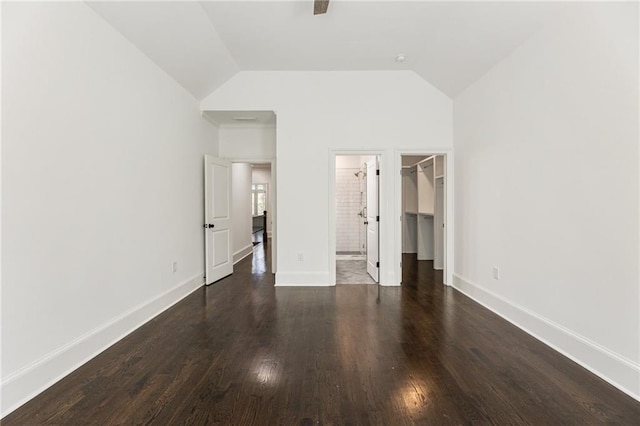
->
[4,237,640,424]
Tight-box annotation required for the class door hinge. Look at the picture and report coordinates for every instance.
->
[376,261,380,268]
[376,169,380,176]
[376,216,379,222]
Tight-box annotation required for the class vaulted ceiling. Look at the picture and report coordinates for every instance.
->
[87,1,576,100]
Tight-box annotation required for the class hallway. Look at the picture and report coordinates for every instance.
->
[4,244,639,424]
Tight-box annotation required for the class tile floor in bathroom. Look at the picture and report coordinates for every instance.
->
[336,259,376,284]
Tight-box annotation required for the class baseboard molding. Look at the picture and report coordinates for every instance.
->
[275,272,331,286]
[383,270,400,286]
[0,274,204,418]
[336,254,365,260]
[233,244,254,264]
[452,274,640,401]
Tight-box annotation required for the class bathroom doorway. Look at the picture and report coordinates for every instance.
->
[334,155,379,284]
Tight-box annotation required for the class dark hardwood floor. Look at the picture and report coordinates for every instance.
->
[4,237,640,424]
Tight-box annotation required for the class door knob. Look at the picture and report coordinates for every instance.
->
[203,224,215,228]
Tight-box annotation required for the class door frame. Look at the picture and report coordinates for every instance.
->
[395,148,454,286]
[365,158,380,282]
[328,150,384,286]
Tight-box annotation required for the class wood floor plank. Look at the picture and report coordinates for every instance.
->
[3,238,640,425]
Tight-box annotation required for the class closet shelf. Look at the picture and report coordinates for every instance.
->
[418,212,434,217]
[405,211,418,215]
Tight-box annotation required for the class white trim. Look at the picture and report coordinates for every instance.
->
[233,244,254,264]
[275,272,331,286]
[201,111,220,128]
[452,273,640,401]
[336,254,365,260]
[218,123,276,129]
[395,148,454,286]
[0,274,204,417]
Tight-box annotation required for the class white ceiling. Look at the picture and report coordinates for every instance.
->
[88,1,575,100]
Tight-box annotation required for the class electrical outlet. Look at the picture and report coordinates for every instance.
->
[172,261,178,273]
[297,253,304,262]
[493,267,500,280]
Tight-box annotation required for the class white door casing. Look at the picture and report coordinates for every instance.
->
[366,158,379,282]
[204,155,233,285]
[434,177,445,270]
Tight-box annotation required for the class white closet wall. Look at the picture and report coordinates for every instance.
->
[402,168,418,253]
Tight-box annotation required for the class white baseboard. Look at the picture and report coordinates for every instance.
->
[382,270,400,286]
[452,273,640,401]
[336,254,365,260]
[275,271,331,286]
[233,244,254,264]
[0,274,204,418]
[273,271,399,287]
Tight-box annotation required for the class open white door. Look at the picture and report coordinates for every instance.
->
[366,158,379,282]
[204,155,233,285]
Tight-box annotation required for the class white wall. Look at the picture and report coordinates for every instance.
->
[252,166,272,236]
[231,163,253,263]
[252,166,271,184]
[336,155,371,169]
[201,71,452,286]
[1,2,218,415]
[218,126,276,161]
[453,3,639,398]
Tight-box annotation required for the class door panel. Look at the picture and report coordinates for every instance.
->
[204,155,233,284]
[212,164,229,218]
[366,159,379,282]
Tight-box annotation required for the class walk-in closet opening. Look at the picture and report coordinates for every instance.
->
[335,155,380,284]
[401,154,446,284]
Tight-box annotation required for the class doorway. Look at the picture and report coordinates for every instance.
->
[251,163,271,239]
[400,154,446,284]
[334,155,380,284]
